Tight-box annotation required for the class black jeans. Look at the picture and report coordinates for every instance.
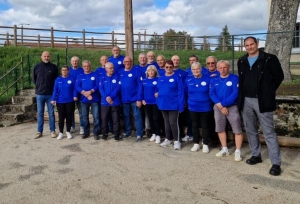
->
[189,111,210,145]
[101,106,120,137]
[145,104,162,136]
[161,110,180,142]
[56,102,75,133]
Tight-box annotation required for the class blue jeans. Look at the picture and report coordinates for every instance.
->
[81,102,100,136]
[36,94,55,133]
[72,101,83,128]
[122,102,143,137]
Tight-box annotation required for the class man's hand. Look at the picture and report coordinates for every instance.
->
[216,103,223,110]
[221,107,228,115]
[142,100,146,105]
[50,101,56,106]
[136,101,142,108]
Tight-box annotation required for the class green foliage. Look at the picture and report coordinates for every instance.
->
[148,29,195,50]
[216,25,233,51]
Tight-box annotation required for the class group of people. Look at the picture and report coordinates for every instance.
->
[32,36,284,176]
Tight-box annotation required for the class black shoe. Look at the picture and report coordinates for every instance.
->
[122,134,131,139]
[246,156,262,165]
[94,135,99,140]
[114,135,121,141]
[102,134,108,140]
[146,129,152,138]
[82,133,90,139]
[269,164,281,176]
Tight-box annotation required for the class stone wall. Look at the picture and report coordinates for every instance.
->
[274,96,300,137]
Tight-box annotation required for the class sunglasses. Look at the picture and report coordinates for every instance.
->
[206,62,215,65]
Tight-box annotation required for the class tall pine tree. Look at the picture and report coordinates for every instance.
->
[216,25,232,51]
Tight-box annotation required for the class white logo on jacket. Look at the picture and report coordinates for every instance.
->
[112,79,116,83]
[128,73,132,77]
[201,81,206,86]
[67,80,72,84]
[118,61,122,65]
[226,81,232,86]
[153,81,157,85]
[91,77,95,80]
[169,79,174,82]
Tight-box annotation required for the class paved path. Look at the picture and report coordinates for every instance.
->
[0,122,300,204]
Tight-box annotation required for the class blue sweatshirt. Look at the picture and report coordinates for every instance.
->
[94,67,106,78]
[76,72,100,103]
[133,64,148,79]
[174,68,187,82]
[142,77,159,104]
[209,74,239,107]
[99,74,121,106]
[69,67,84,79]
[156,74,185,112]
[147,61,160,70]
[52,76,77,103]
[108,55,125,74]
[119,68,143,103]
[157,68,165,77]
[184,75,212,112]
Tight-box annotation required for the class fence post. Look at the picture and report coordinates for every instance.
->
[6,32,9,46]
[203,36,207,51]
[91,37,94,49]
[185,35,188,50]
[14,25,17,46]
[112,31,115,47]
[222,37,225,52]
[38,35,40,47]
[175,41,177,50]
[66,36,69,48]
[65,48,68,65]
[231,35,235,74]
[51,27,54,48]
[14,64,18,94]
[27,54,31,86]
[82,29,85,49]
[162,35,165,51]
[21,57,24,89]
[138,32,141,50]
[240,37,243,51]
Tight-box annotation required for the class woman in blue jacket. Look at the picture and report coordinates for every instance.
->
[51,65,78,140]
[155,60,185,150]
[184,62,212,153]
[142,65,162,144]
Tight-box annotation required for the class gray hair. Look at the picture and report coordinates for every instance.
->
[217,60,230,68]
[206,56,217,62]
[139,53,147,58]
[82,60,91,66]
[146,65,159,77]
[112,45,121,51]
[156,54,165,60]
[191,62,202,69]
[105,62,114,68]
[70,56,79,62]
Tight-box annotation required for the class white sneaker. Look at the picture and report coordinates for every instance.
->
[149,134,156,142]
[174,141,181,150]
[57,133,63,140]
[79,126,84,135]
[70,127,76,133]
[182,135,193,142]
[234,151,242,162]
[202,144,209,153]
[191,144,200,152]
[216,149,229,157]
[160,139,172,147]
[155,136,161,144]
[66,132,73,139]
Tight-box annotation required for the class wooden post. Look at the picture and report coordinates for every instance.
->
[91,37,94,49]
[13,25,17,46]
[240,37,243,51]
[51,27,54,48]
[222,37,225,52]
[124,0,134,60]
[112,31,115,47]
[162,35,165,51]
[38,35,40,47]
[138,32,141,50]
[192,39,194,51]
[203,36,207,51]
[82,29,86,49]
[6,33,9,46]
[175,41,177,50]
[185,35,188,50]
[66,36,69,48]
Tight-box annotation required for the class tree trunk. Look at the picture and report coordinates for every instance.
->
[265,0,300,82]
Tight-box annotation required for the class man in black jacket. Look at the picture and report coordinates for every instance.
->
[33,51,58,139]
[237,36,284,176]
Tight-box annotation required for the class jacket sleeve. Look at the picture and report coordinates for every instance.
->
[75,75,83,93]
[269,55,284,90]
[32,65,37,85]
[209,79,220,104]
[178,75,185,112]
[99,77,107,98]
[51,78,59,101]
[221,75,239,107]
[136,70,143,101]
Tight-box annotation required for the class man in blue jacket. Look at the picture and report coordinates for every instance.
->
[237,36,284,176]
[33,51,58,139]
[108,46,125,74]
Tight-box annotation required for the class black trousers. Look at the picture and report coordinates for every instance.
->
[145,104,162,136]
[161,110,180,142]
[101,106,120,137]
[190,111,210,145]
[56,102,75,133]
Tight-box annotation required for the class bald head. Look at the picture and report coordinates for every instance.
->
[41,51,50,63]
[123,56,133,70]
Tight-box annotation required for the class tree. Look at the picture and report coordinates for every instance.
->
[215,25,232,51]
[265,0,300,82]
[148,29,195,50]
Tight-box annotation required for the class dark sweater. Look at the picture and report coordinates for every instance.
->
[33,61,58,95]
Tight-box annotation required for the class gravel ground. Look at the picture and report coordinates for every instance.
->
[0,121,300,204]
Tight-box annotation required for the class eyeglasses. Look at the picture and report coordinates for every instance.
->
[124,61,131,63]
[165,66,173,68]
[206,62,215,65]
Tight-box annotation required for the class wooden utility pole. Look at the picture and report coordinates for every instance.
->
[124,0,134,60]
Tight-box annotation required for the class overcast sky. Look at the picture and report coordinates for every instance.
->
[0,0,299,46]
